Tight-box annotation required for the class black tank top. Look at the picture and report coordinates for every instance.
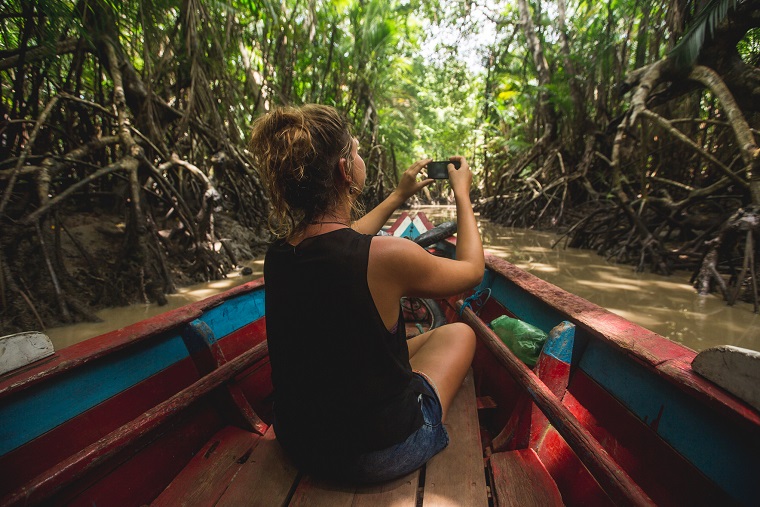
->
[264,228,425,470]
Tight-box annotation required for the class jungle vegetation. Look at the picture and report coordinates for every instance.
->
[1,0,759,333]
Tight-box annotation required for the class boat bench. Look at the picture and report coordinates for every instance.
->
[152,371,489,506]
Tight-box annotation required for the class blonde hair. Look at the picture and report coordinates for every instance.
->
[249,104,361,240]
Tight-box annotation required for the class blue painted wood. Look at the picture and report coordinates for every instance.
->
[182,320,216,356]
[476,269,565,334]
[579,339,760,506]
[0,333,189,457]
[397,222,421,240]
[542,322,575,364]
[199,288,266,341]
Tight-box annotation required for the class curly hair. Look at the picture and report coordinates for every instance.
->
[249,104,361,240]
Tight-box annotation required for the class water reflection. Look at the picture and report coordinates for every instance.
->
[45,206,760,353]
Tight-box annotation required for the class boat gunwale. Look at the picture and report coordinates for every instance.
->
[482,254,760,428]
[0,278,267,399]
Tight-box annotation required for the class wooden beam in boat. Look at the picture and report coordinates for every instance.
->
[181,319,267,435]
[493,321,575,452]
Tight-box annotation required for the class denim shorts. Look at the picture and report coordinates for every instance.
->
[348,373,450,483]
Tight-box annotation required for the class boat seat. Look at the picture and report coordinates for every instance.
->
[152,370,488,506]
[490,448,564,507]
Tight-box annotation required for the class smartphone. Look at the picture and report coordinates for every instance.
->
[426,160,461,179]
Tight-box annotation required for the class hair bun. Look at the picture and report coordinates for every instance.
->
[249,104,354,239]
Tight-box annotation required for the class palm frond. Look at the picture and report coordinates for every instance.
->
[668,0,739,70]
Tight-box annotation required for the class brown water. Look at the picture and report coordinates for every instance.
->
[45,206,760,353]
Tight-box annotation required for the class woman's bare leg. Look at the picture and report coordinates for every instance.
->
[408,322,476,421]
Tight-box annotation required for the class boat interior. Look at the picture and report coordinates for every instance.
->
[1,255,759,507]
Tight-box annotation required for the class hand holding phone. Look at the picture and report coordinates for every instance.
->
[426,160,461,179]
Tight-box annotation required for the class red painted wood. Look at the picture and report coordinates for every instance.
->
[1,341,269,507]
[497,350,575,452]
[459,302,656,507]
[217,318,275,422]
[416,212,435,231]
[563,371,732,507]
[476,396,497,410]
[386,211,410,234]
[216,317,267,359]
[62,405,223,507]
[536,426,615,507]
[235,358,274,424]
[0,358,200,499]
[528,353,572,449]
[483,256,760,428]
[492,396,532,452]
[0,279,266,400]
[471,337,524,433]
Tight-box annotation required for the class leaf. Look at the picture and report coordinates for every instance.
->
[668,0,739,71]
[498,90,519,101]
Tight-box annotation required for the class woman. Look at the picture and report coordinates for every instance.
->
[249,104,484,483]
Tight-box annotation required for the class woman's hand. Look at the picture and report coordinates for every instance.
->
[392,159,434,201]
[447,156,472,199]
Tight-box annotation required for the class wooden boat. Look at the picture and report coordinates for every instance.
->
[1,212,758,507]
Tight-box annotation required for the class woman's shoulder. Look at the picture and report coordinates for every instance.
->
[369,234,429,266]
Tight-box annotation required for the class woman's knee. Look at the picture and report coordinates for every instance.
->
[440,322,476,348]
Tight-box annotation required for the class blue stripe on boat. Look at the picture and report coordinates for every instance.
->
[476,270,565,333]
[198,288,266,340]
[0,333,188,457]
[580,340,758,506]
[0,287,267,458]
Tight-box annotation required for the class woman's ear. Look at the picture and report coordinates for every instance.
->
[338,157,352,184]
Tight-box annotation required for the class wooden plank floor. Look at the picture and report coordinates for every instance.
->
[289,472,420,507]
[216,426,299,506]
[423,370,488,507]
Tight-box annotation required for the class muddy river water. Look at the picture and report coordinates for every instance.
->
[46,206,760,353]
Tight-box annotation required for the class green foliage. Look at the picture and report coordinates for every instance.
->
[737,27,760,65]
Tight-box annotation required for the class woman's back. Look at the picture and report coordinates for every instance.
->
[265,228,425,469]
